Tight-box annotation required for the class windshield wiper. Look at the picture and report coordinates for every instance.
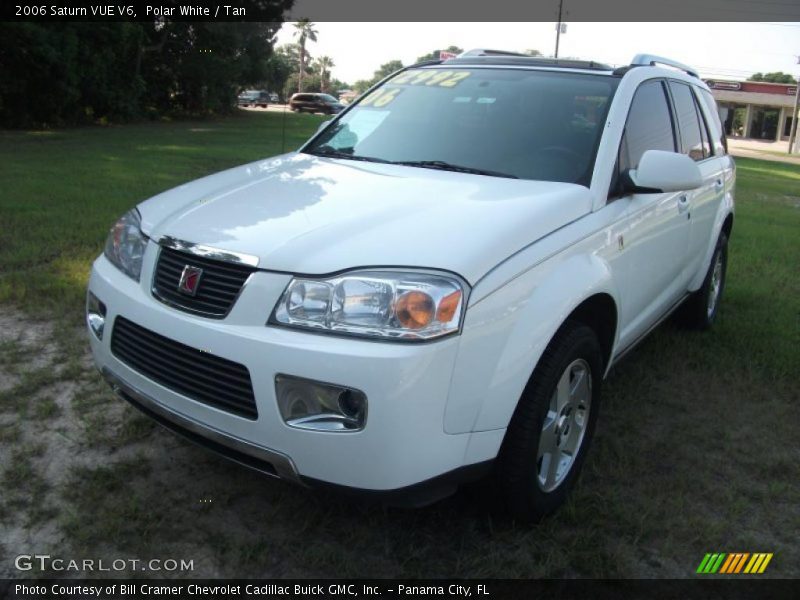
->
[392,160,518,179]
[306,147,392,164]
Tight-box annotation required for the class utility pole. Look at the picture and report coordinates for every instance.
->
[789,67,800,154]
[554,0,564,59]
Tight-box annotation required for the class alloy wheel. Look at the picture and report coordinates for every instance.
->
[536,358,592,492]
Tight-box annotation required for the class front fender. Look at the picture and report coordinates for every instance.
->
[444,252,620,436]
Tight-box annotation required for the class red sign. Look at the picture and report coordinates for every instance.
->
[439,51,458,60]
[708,80,741,91]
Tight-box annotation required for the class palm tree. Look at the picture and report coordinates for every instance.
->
[292,19,318,92]
[316,56,335,93]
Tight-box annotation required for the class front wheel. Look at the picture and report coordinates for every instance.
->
[677,232,728,330]
[495,321,603,522]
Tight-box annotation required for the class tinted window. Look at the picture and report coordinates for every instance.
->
[306,68,619,185]
[619,80,676,173]
[697,88,727,155]
[669,81,707,161]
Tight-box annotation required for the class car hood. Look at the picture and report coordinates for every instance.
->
[138,153,592,284]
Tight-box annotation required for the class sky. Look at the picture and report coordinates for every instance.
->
[274,22,800,86]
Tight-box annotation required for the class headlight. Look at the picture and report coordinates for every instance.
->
[271,270,467,341]
[104,209,147,281]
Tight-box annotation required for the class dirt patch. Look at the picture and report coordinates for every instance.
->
[0,311,155,576]
[0,311,797,579]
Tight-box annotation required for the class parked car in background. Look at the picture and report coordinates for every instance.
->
[237,90,270,108]
[338,90,358,105]
[289,93,344,114]
[89,51,734,521]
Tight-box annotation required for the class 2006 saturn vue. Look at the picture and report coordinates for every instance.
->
[88,50,735,519]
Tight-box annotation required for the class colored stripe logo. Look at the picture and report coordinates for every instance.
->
[697,553,773,574]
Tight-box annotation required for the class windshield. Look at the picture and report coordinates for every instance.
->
[320,94,339,103]
[304,68,618,185]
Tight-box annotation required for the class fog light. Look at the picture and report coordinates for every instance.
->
[86,291,107,340]
[275,374,367,432]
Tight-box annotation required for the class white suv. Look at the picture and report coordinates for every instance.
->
[87,51,734,520]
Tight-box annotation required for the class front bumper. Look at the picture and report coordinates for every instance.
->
[88,245,494,498]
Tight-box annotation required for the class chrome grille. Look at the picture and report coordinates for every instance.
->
[152,246,256,318]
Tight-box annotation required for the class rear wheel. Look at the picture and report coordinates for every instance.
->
[678,232,728,330]
[495,321,602,521]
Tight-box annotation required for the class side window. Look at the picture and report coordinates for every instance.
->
[669,81,708,161]
[611,79,676,197]
[697,88,727,155]
[619,80,676,174]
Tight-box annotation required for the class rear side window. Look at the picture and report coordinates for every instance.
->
[619,79,676,173]
[697,88,727,155]
[669,81,709,161]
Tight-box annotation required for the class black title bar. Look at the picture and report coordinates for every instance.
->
[3,0,800,22]
[3,579,799,600]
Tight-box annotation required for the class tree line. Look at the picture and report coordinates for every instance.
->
[747,72,796,84]
[0,18,565,129]
[0,18,289,128]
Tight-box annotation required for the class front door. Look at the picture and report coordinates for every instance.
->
[612,79,692,348]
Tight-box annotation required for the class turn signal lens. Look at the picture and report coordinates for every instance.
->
[436,290,462,323]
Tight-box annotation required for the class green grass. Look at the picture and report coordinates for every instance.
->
[741,148,800,160]
[0,111,327,321]
[0,115,798,578]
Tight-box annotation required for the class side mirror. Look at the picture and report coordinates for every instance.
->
[626,150,703,193]
[316,119,332,134]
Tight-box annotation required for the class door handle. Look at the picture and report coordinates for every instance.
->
[678,195,690,214]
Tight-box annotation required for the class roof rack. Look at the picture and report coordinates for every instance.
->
[459,49,529,57]
[446,56,612,71]
[445,51,612,71]
[631,54,699,78]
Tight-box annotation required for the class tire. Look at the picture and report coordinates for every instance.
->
[677,232,728,330]
[495,321,603,522]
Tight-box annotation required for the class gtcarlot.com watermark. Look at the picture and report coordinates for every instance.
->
[15,554,194,572]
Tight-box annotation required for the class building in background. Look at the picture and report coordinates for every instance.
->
[706,79,798,142]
